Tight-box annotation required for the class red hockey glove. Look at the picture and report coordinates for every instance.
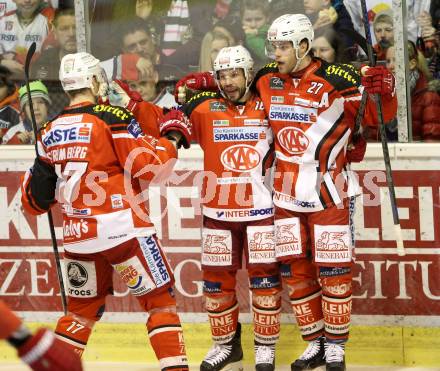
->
[159,109,192,149]
[361,65,395,96]
[174,72,217,103]
[108,79,143,111]
[18,328,83,371]
[347,135,367,163]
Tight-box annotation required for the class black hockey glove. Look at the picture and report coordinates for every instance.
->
[29,158,57,211]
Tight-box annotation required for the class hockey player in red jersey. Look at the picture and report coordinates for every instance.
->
[253,14,397,371]
[161,46,280,371]
[0,299,82,371]
[21,52,191,371]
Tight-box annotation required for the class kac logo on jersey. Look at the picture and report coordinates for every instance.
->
[42,123,93,148]
[221,144,261,172]
[269,105,317,124]
[277,127,309,154]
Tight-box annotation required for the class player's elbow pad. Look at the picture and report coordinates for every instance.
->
[29,158,57,211]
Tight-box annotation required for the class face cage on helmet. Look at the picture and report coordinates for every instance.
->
[214,67,253,102]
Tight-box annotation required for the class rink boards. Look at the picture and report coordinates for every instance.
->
[0,143,440,323]
[1,143,440,367]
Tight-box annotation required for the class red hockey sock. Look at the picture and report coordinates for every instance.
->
[252,294,281,345]
[320,270,353,342]
[54,314,94,357]
[147,310,188,370]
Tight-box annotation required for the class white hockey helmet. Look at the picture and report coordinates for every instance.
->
[213,45,254,75]
[59,52,108,94]
[213,46,254,98]
[266,14,314,57]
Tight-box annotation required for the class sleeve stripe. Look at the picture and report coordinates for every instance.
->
[112,133,133,139]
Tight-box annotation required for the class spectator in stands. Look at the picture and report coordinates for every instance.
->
[118,17,189,81]
[4,80,51,144]
[373,9,394,60]
[386,41,440,141]
[120,18,160,64]
[32,8,75,82]
[125,63,176,108]
[265,0,305,22]
[240,0,270,69]
[199,15,245,71]
[113,0,163,46]
[311,27,353,63]
[0,66,21,144]
[0,0,54,77]
[344,1,431,44]
[303,0,357,50]
[415,7,440,79]
[199,30,234,72]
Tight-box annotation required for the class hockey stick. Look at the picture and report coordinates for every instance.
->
[360,0,405,256]
[24,42,68,313]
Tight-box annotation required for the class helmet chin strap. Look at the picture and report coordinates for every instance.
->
[290,48,307,73]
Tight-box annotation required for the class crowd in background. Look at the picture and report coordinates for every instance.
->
[0,0,439,145]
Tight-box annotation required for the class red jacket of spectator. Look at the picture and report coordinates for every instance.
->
[411,73,440,141]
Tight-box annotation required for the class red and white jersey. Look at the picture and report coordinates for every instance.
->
[0,1,58,17]
[0,11,50,55]
[182,91,274,222]
[255,59,397,212]
[21,102,177,254]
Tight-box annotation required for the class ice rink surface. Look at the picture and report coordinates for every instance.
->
[0,364,439,371]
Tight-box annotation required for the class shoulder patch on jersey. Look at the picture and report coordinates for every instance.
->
[254,62,279,83]
[184,91,220,117]
[316,61,360,91]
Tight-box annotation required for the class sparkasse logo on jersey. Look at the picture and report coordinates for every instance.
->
[269,104,317,124]
[277,127,310,154]
[221,144,261,172]
[213,127,264,142]
[42,123,93,148]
